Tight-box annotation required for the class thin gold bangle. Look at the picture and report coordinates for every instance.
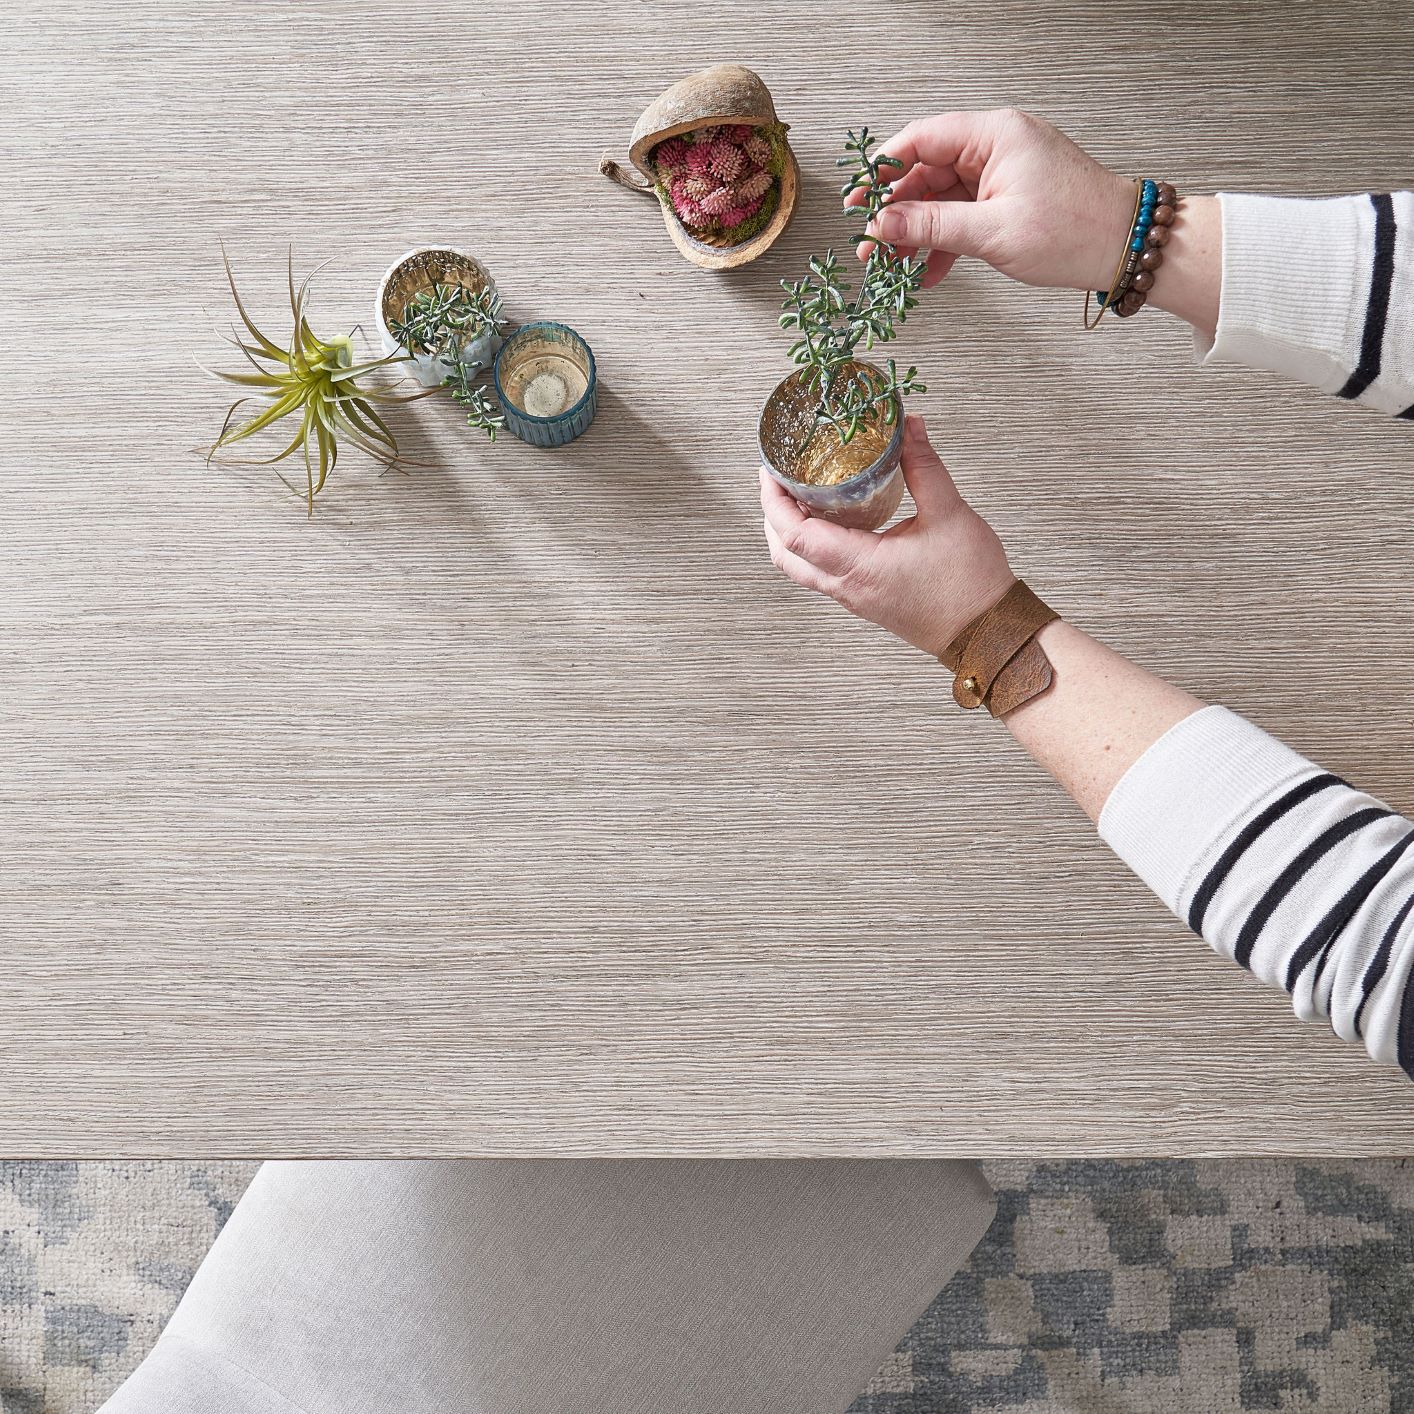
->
[1084,179,1142,331]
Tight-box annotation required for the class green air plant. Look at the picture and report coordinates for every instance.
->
[205,250,422,514]
[778,128,929,445]
[387,283,507,440]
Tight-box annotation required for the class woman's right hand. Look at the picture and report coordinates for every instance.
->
[851,108,1140,293]
[760,415,1017,661]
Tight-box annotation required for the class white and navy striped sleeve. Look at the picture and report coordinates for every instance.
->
[1199,191,1414,419]
[1099,706,1414,1077]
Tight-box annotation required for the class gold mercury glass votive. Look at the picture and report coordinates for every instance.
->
[758,361,905,530]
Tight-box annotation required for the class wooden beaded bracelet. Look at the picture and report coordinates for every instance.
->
[1084,179,1179,327]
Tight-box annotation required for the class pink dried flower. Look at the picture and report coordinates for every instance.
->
[707,140,746,183]
[720,203,756,228]
[685,144,713,177]
[670,190,707,229]
[734,169,773,203]
[680,173,713,202]
[699,185,736,218]
[691,125,721,145]
[654,137,689,175]
[727,124,755,144]
[743,132,772,168]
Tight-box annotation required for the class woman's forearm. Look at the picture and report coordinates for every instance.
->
[1001,622,1205,824]
[1145,194,1222,344]
[1177,191,1414,416]
[1003,625,1414,1079]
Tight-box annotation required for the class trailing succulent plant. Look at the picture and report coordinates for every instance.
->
[779,128,928,445]
[388,282,508,440]
[204,250,419,514]
[650,123,786,244]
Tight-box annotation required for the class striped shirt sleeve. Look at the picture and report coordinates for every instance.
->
[1198,191,1414,419]
[1099,706,1414,1077]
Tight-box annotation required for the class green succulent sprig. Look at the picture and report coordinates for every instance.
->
[441,359,506,440]
[388,282,504,358]
[204,249,426,514]
[779,127,928,445]
[388,282,507,440]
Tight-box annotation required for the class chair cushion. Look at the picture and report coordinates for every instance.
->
[99,1160,994,1414]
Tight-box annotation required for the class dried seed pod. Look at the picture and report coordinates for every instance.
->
[599,63,799,270]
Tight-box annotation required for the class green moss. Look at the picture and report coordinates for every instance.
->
[722,183,780,244]
[760,122,789,178]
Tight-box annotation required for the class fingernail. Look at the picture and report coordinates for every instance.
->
[873,209,902,242]
[906,413,928,440]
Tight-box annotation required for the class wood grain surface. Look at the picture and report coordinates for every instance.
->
[4,1,1413,1157]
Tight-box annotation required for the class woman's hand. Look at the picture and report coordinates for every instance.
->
[848,108,1137,292]
[760,415,1016,659]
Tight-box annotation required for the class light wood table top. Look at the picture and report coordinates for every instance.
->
[5,1,1413,1156]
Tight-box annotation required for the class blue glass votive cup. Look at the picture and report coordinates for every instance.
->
[492,322,598,447]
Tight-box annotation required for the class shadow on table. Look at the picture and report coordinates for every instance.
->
[589,383,716,492]
[362,376,739,538]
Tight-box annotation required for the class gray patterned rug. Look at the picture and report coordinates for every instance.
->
[2,1161,1411,1413]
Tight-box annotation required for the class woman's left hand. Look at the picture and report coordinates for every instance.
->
[760,415,1016,659]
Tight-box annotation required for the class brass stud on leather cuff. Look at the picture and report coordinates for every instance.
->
[939,580,1060,718]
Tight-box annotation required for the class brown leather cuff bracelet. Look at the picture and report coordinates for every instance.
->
[938,580,1060,717]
